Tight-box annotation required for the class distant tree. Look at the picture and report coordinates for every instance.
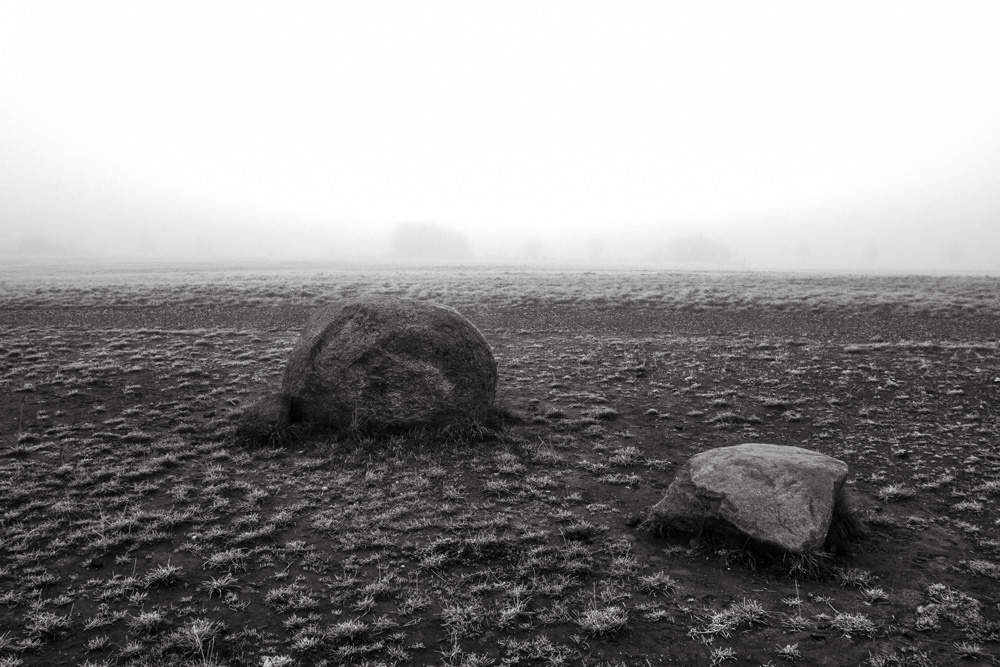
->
[390,223,472,261]
[522,238,543,262]
[862,243,880,267]
[14,235,81,256]
[587,235,605,262]
[945,240,964,267]
[645,235,735,265]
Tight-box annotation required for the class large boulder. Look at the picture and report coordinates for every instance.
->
[281,295,498,433]
[650,443,850,554]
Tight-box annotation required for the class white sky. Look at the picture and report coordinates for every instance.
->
[2,1,999,268]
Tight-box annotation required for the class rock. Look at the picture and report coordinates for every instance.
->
[650,443,850,554]
[282,295,497,433]
[233,392,293,446]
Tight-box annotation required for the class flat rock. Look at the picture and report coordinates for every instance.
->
[282,295,497,433]
[650,443,849,553]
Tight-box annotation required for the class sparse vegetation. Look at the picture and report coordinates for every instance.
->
[1,264,999,665]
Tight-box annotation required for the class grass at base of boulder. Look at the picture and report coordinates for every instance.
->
[305,417,511,461]
[232,391,296,447]
[234,391,512,450]
[638,522,843,580]
[637,485,869,579]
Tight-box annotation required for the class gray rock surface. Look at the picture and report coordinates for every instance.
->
[234,392,293,446]
[650,443,849,553]
[282,295,497,433]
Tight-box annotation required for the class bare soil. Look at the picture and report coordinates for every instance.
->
[2,275,1000,667]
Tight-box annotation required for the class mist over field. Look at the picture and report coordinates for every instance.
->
[2,2,1000,273]
[4,144,996,272]
[5,212,999,273]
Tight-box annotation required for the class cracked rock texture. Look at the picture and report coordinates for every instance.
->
[651,443,849,553]
[282,295,497,433]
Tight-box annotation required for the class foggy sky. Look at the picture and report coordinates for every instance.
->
[2,2,999,271]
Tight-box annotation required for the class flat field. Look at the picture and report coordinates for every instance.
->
[2,262,999,667]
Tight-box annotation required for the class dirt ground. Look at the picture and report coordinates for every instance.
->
[2,278,1000,666]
